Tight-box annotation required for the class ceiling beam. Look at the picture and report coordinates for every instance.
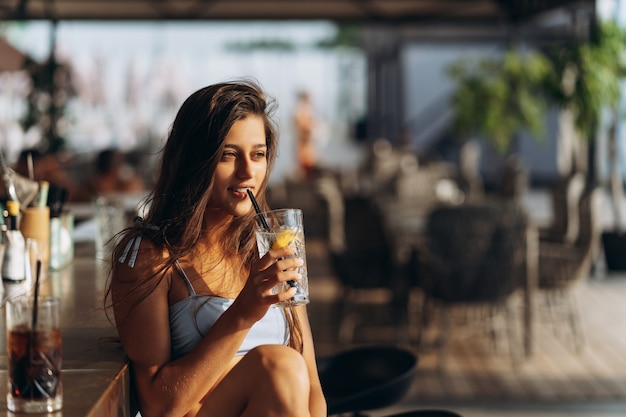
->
[0,0,594,25]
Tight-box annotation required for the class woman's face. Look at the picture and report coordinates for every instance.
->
[207,115,268,218]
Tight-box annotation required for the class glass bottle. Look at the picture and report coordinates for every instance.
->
[2,200,26,282]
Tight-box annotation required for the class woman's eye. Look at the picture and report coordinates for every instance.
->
[252,151,267,159]
[222,151,237,159]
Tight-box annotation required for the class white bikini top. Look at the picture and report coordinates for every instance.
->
[118,235,289,360]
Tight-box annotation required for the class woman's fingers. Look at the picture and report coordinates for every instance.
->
[275,255,304,273]
[257,247,302,275]
[273,285,298,304]
[249,247,302,289]
[255,261,302,288]
[235,248,304,321]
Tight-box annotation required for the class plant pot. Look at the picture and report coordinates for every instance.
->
[602,231,626,271]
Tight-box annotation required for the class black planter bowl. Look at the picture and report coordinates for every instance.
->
[382,411,463,417]
[602,231,626,271]
[318,345,418,416]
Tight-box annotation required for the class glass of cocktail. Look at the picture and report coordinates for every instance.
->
[6,295,62,413]
[254,208,310,307]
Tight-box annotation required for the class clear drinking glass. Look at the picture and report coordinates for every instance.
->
[94,196,126,259]
[254,208,310,307]
[6,296,63,413]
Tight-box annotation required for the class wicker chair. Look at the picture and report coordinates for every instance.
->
[316,171,396,344]
[327,193,395,344]
[540,172,586,245]
[417,201,530,369]
[537,187,603,351]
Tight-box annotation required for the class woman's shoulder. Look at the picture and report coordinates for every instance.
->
[113,231,170,280]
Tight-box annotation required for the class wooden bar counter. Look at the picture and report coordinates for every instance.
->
[0,243,131,416]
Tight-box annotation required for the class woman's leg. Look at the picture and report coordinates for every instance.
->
[198,344,312,417]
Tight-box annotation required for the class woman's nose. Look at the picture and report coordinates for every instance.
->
[236,157,254,178]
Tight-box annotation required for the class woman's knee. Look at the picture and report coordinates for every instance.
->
[246,345,310,390]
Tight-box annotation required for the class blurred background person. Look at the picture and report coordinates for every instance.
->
[293,90,318,180]
[85,148,144,197]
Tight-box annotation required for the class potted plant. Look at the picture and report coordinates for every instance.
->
[448,20,626,270]
[448,49,553,154]
[447,49,553,198]
[542,20,626,270]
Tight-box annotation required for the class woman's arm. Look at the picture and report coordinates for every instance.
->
[295,304,327,417]
[112,240,303,417]
[113,240,228,417]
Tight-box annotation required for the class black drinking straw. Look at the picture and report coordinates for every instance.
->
[27,259,43,372]
[32,260,42,331]
[247,189,297,289]
[247,189,270,231]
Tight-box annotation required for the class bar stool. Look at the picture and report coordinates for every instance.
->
[381,410,463,417]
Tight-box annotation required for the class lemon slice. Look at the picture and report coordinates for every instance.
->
[272,229,297,249]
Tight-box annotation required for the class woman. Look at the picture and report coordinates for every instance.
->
[106,80,327,417]
[86,148,144,196]
[293,90,318,180]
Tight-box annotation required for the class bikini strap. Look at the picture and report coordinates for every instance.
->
[118,217,161,268]
[175,260,197,296]
[118,235,142,267]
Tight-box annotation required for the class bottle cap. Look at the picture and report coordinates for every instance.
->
[6,200,20,216]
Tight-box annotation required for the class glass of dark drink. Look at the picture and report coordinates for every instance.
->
[6,296,62,413]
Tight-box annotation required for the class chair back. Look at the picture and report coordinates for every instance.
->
[574,186,604,275]
[538,187,603,290]
[543,172,585,244]
[283,177,330,239]
[422,202,528,303]
[576,187,602,243]
[316,173,393,289]
[394,164,461,217]
[329,194,394,288]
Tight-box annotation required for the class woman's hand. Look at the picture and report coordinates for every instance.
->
[232,246,303,322]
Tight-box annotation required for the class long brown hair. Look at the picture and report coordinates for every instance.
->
[105,79,303,352]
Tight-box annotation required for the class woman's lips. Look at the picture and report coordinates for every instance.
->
[230,187,251,199]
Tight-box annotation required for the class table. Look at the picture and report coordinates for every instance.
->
[0,244,131,416]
